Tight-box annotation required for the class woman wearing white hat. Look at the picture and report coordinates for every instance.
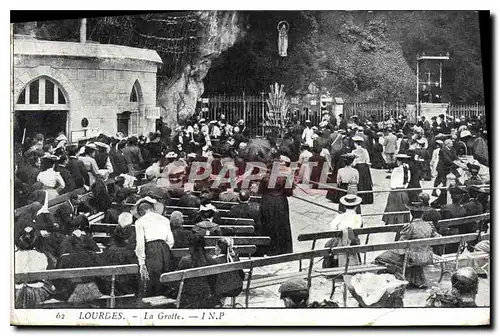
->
[132,196,174,297]
[324,194,363,269]
[37,154,65,200]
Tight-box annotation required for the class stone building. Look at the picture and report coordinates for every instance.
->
[13,36,162,143]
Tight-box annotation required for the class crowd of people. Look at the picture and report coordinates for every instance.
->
[13,109,490,309]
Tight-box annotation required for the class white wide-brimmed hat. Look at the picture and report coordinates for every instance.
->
[340,194,362,207]
[130,196,165,218]
[165,151,178,159]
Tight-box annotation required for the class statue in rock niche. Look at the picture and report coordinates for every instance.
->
[278,21,289,57]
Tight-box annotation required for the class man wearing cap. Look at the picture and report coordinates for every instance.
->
[278,278,339,308]
[301,120,315,147]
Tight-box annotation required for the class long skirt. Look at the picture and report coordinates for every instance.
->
[374,250,426,287]
[355,163,373,204]
[407,177,421,203]
[15,282,55,308]
[141,240,173,297]
[327,182,347,203]
[382,189,410,225]
[260,194,293,256]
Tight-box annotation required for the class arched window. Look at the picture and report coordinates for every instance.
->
[130,84,138,102]
[16,77,69,110]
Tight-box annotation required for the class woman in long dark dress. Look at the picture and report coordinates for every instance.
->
[98,225,138,297]
[351,136,373,204]
[382,154,411,225]
[259,164,295,256]
[370,132,386,169]
[175,234,217,308]
[406,149,423,203]
[212,237,245,307]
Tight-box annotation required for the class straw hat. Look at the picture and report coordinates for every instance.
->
[460,130,472,138]
[130,196,165,218]
[340,194,362,207]
[395,154,411,160]
[85,143,97,150]
[165,152,178,159]
[94,142,110,150]
[280,155,291,164]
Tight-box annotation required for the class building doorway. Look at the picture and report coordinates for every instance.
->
[117,111,131,136]
[14,110,68,143]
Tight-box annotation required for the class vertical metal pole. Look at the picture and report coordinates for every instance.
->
[243,91,246,125]
[80,18,87,44]
[110,274,116,308]
[439,61,443,88]
[261,92,265,137]
[416,56,420,120]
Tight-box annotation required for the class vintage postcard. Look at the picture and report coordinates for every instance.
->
[11,10,490,326]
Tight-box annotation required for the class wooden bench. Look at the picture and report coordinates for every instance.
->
[298,213,490,267]
[158,233,487,308]
[15,264,139,308]
[90,222,256,237]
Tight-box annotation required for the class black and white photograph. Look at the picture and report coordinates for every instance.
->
[9,9,491,326]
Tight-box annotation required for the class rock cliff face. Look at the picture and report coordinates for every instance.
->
[157,11,243,128]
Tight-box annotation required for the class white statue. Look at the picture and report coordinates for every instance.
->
[278,21,289,57]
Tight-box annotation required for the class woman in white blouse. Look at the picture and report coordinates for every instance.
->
[351,136,373,205]
[382,154,411,225]
[131,197,174,297]
[37,154,65,200]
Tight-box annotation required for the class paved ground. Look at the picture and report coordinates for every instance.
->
[231,168,490,308]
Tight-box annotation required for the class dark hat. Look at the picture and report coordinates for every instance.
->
[449,185,466,196]
[467,163,481,172]
[405,201,431,211]
[418,192,431,205]
[279,278,308,299]
[341,153,357,159]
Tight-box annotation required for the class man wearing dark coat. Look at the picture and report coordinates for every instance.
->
[434,139,458,199]
[66,145,89,187]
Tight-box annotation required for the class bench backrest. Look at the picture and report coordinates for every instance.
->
[160,232,489,283]
[92,233,270,247]
[15,264,138,283]
[297,213,491,242]
[90,222,255,235]
[14,245,257,283]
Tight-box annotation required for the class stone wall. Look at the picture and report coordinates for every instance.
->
[13,38,162,142]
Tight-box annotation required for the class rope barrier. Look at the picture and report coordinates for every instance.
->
[291,195,340,214]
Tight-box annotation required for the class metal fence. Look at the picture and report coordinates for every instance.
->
[447,103,485,119]
[199,95,268,138]
[343,102,406,121]
[199,95,486,137]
